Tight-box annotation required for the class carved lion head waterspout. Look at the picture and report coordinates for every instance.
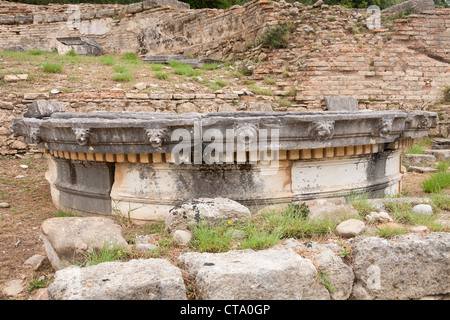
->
[145,128,170,148]
[309,120,335,141]
[73,128,93,146]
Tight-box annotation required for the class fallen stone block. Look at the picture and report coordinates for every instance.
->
[325,96,359,111]
[47,259,187,300]
[24,100,66,118]
[274,238,354,300]
[56,37,103,56]
[407,166,438,173]
[178,248,330,300]
[403,154,436,167]
[165,197,251,235]
[351,233,450,300]
[425,149,450,161]
[40,217,130,271]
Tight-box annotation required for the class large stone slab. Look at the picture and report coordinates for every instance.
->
[40,217,130,271]
[47,259,187,300]
[56,37,103,56]
[351,233,450,300]
[425,149,450,161]
[165,197,251,234]
[274,239,354,300]
[178,248,330,300]
[23,100,66,118]
[402,154,436,167]
[325,96,359,111]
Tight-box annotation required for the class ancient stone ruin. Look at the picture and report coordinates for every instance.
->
[11,103,438,222]
[1,0,450,301]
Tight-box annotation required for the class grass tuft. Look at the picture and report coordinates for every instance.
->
[42,63,62,73]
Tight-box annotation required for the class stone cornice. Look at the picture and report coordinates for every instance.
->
[10,110,437,156]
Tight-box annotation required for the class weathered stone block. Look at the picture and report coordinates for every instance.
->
[178,248,330,300]
[56,37,103,56]
[351,233,450,300]
[325,96,359,111]
[165,197,251,234]
[48,259,187,300]
[40,217,130,271]
[24,100,66,118]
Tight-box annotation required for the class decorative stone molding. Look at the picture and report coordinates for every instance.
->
[234,123,259,145]
[11,108,436,221]
[72,128,93,146]
[373,118,394,138]
[309,120,335,141]
[145,128,170,148]
[29,127,43,144]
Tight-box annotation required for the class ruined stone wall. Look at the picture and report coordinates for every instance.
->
[248,5,450,112]
[0,0,272,58]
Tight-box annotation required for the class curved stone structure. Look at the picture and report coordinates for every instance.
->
[11,109,438,222]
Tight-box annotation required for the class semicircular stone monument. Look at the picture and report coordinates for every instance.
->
[10,101,438,223]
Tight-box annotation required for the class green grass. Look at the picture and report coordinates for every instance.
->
[422,171,450,193]
[65,50,77,57]
[28,276,50,292]
[112,72,131,82]
[27,49,44,56]
[202,63,221,70]
[81,241,128,267]
[42,63,62,73]
[375,225,407,239]
[404,137,433,155]
[190,220,236,253]
[154,72,169,80]
[214,78,227,87]
[276,98,292,107]
[188,203,341,253]
[52,210,79,217]
[168,60,201,77]
[150,64,164,71]
[384,200,448,231]
[99,55,115,66]
[204,80,222,91]
[114,65,129,73]
[348,192,376,218]
[248,84,273,96]
[264,77,276,85]
[122,52,137,61]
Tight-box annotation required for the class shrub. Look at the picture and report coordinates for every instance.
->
[259,21,296,49]
[443,85,450,103]
[42,63,62,73]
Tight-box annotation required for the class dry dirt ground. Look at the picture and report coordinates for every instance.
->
[0,153,447,300]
